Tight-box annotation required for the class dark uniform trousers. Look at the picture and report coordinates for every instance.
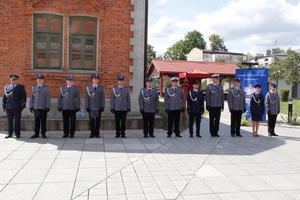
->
[268,114,277,134]
[6,109,22,137]
[189,113,201,135]
[168,110,181,135]
[34,109,47,135]
[89,112,101,137]
[231,110,242,135]
[114,111,127,135]
[143,112,155,136]
[62,110,76,137]
[209,107,222,135]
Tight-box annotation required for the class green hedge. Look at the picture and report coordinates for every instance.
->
[280,88,290,102]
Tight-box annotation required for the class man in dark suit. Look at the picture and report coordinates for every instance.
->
[57,76,81,138]
[85,74,105,138]
[2,74,26,138]
[29,74,51,139]
[187,80,204,138]
[138,77,159,138]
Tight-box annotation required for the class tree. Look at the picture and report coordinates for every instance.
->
[268,55,284,88]
[164,30,206,60]
[164,40,187,60]
[209,34,226,51]
[277,47,285,53]
[282,49,300,86]
[147,44,156,66]
[235,52,254,68]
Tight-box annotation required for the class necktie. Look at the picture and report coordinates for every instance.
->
[38,86,41,89]
[94,86,97,91]
[148,88,151,93]
[120,87,122,91]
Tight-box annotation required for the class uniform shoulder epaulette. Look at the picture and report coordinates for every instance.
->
[44,84,49,87]
[123,86,128,88]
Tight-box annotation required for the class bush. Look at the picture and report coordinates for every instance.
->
[280,88,290,102]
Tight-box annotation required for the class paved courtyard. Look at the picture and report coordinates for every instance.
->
[1,109,300,200]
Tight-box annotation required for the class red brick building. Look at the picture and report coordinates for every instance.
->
[0,0,147,117]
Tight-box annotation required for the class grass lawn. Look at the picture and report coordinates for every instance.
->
[280,99,300,116]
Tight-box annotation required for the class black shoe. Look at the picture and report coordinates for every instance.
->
[31,134,39,139]
[69,135,74,138]
[167,133,172,138]
[272,133,278,136]
[89,135,95,138]
[215,134,220,137]
[190,134,193,138]
[144,135,148,138]
[196,134,202,138]
[149,135,155,138]
[231,134,235,137]
[95,135,100,138]
[122,135,126,138]
[236,134,243,137]
[16,135,20,138]
[115,135,120,138]
[5,135,12,139]
[176,134,182,138]
[211,134,215,137]
[42,134,47,138]
[63,135,69,138]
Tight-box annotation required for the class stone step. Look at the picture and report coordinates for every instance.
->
[0,116,163,131]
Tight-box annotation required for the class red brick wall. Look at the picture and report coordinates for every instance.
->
[0,0,134,98]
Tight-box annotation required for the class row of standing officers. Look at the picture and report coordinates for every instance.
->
[2,73,280,139]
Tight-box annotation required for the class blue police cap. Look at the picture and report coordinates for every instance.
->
[170,77,179,82]
[91,74,100,80]
[233,77,241,82]
[66,76,74,81]
[117,75,125,80]
[211,74,220,78]
[192,80,199,85]
[36,74,44,79]
[145,77,153,82]
[254,83,262,88]
[9,74,19,80]
[270,83,277,88]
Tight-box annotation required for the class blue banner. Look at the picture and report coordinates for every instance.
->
[235,68,269,121]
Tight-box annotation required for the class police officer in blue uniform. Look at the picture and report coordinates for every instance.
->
[57,76,81,138]
[227,77,246,137]
[187,80,204,138]
[164,77,185,138]
[266,83,280,136]
[250,83,265,137]
[206,74,224,137]
[110,75,131,138]
[2,74,26,138]
[29,74,51,138]
[139,77,159,138]
[85,74,105,138]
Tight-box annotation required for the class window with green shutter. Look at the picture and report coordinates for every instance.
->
[33,14,63,69]
[69,17,97,70]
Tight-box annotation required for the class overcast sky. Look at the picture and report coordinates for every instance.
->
[148,0,300,56]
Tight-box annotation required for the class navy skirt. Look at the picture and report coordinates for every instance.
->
[252,114,262,121]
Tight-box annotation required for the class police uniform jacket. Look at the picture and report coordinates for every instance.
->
[164,87,185,111]
[138,88,159,113]
[29,85,51,109]
[85,85,105,111]
[58,85,80,110]
[265,91,280,115]
[227,87,246,111]
[2,84,26,110]
[250,92,265,115]
[206,83,224,108]
[187,89,204,114]
[110,86,131,111]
